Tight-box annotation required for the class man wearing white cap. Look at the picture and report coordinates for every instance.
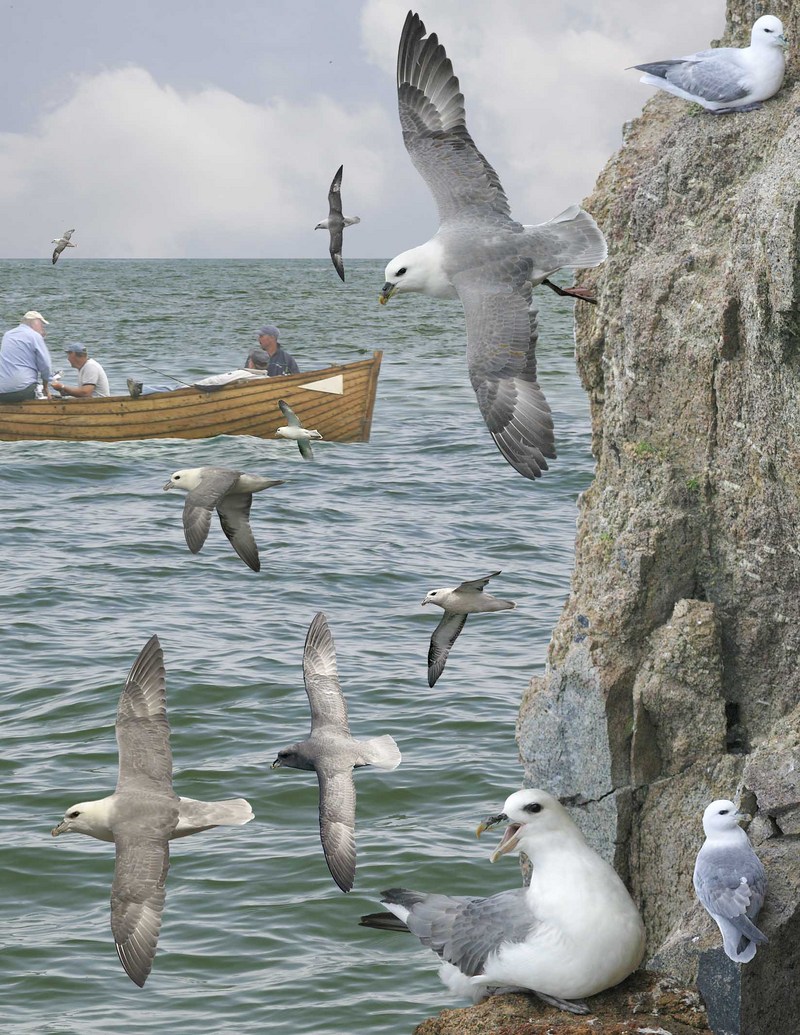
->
[0,310,54,403]
[51,343,110,398]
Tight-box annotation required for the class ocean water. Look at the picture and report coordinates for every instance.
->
[0,258,594,1035]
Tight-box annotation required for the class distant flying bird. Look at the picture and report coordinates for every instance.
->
[272,612,401,892]
[315,165,360,282]
[632,15,787,114]
[422,571,515,687]
[360,788,645,1012]
[693,799,768,962]
[51,635,254,986]
[163,466,284,572]
[277,399,323,460]
[52,228,76,264]
[379,12,607,481]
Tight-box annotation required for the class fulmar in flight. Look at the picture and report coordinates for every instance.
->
[315,165,361,282]
[51,635,254,986]
[379,12,607,481]
[163,466,284,572]
[52,228,77,264]
[272,612,401,892]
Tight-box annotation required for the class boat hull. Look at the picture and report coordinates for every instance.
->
[0,352,382,443]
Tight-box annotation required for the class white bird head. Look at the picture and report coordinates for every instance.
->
[163,468,205,492]
[476,788,581,862]
[701,799,750,837]
[380,240,453,303]
[752,15,787,49]
[51,797,115,841]
[421,587,448,608]
[314,219,330,231]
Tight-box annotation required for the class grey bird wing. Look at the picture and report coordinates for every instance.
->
[52,242,65,263]
[428,610,468,687]
[181,468,241,554]
[317,765,357,892]
[216,492,260,572]
[278,398,303,427]
[111,831,170,986]
[298,437,315,460]
[327,165,344,219]
[694,845,768,935]
[635,56,750,104]
[374,887,536,977]
[455,571,501,593]
[454,257,556,480]
[330,231,345,282]
[63,229,75,240]
[397,11,512,228]
[116,635,174,794]
[303,612,350,734]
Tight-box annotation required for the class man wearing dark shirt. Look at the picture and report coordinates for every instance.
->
[246,324,299,376]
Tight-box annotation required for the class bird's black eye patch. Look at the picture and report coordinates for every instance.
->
[524,802,542,814]
[68,811,81,818]
[719,809,729,815]
[397,267,407,276]
[764,26,773,32]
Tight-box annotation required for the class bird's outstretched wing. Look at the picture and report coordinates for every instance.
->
[428,611,468,687]
[454,257,555,480]
[303,612,350,733]
[397,11,512,228]
[317,765,357,892]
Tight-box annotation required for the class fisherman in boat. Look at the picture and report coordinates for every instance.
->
[244,324,299,376]
[51,343,110,398]
[0,310,54,403]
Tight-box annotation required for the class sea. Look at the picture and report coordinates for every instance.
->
[0,258,594,1035]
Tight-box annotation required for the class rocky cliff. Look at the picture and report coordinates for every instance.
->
[419,2,800,1033]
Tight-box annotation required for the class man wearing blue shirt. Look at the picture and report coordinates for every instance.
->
[0,310,54,402]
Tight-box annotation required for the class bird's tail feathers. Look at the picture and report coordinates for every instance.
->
[356,734,401,770]
[529,205,608,270]
[359,910,409,932]
[343,216,361,227]
[175,796,254,836]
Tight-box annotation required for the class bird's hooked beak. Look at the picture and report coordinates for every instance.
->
[420,596,429,606]
[270,758,282,770]
[379,282,396,305]
[736,810,753,826]
[162,479,175,491]
[476,811,521,863]
[51,819,69,837]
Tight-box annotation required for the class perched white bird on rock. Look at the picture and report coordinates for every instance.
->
[360,788,645,1013]
[51,636,254,986]
[693,799,768,962]
[632,16,788,114]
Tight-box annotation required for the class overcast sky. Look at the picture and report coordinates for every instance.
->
[0,0,725,259]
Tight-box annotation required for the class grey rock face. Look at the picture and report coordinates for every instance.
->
[517,3,800,1032]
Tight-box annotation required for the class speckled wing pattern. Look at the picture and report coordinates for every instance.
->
[396,11,512,228]
[180,467,240,555]
[428,611,468,688]
[317,766,358,892]
[303,612,350,735]
[112,636,178,985]
[635,55,750,104]
[455,258,555,480]
[115,635,173,793]
[111,832,170,986]
[373,887,536,976]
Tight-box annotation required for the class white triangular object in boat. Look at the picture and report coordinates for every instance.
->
[301,374,344,395]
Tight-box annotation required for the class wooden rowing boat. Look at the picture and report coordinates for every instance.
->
[0,351,382,443]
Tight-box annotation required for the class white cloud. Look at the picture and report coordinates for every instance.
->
[0,1,727,257]
[0,66,395,257]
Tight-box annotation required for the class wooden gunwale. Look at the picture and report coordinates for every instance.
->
[0,352,383,443]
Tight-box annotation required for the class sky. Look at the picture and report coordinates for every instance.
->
[0,0,726,259]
